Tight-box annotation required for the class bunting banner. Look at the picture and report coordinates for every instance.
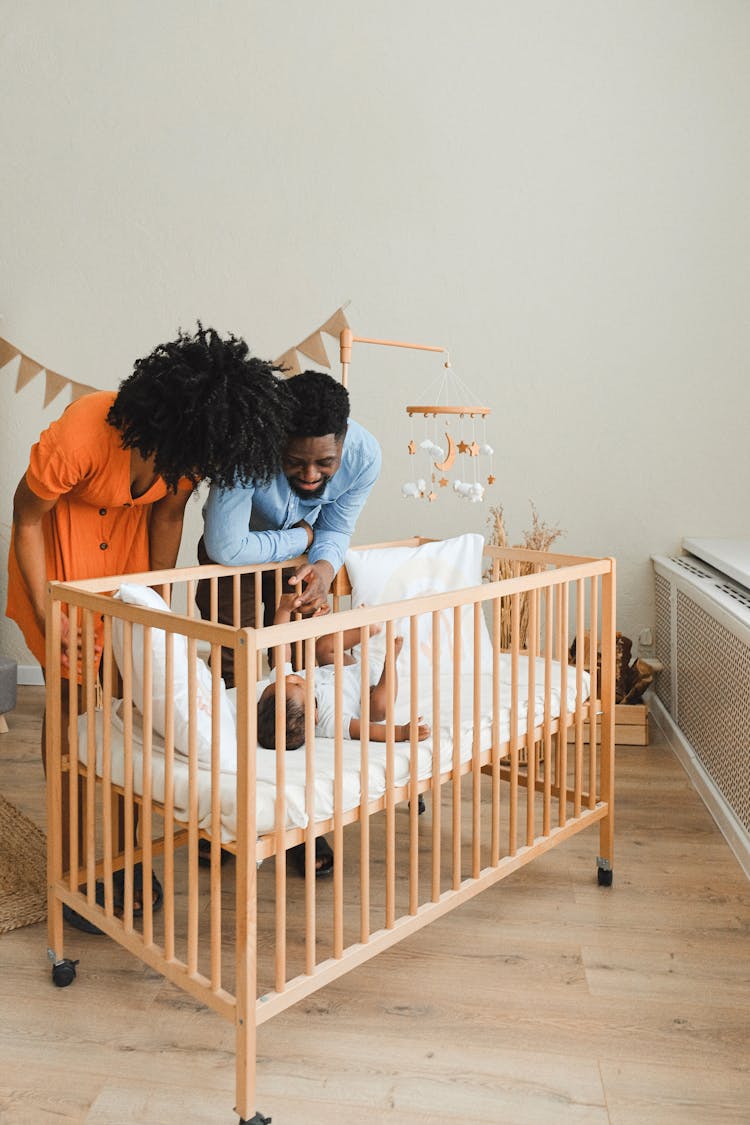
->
[0,335,97,405]
[274,302,350,379]
[2,302,351,415]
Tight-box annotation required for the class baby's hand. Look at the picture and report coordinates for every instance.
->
[277,592,299,613]
[399,716,431,742]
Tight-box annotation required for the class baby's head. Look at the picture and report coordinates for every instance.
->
[257,674,312,750]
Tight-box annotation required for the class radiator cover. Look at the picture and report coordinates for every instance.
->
[652,555,750,856]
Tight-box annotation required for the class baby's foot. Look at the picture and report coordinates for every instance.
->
[394,635,404,659]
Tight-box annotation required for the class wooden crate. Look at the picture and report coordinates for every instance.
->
[568,703,649,746]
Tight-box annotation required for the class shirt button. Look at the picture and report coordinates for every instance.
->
[99,508,107,516]
[99,542,108,551]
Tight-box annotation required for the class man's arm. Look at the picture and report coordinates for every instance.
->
[148,487,193,571]
[203,482,310,565]
[289,438,382,613]
[305,444,381,574]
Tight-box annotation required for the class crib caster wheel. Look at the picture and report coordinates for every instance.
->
[51,958,79,987]
[239,1113,271,1124]
[596,857,613,887]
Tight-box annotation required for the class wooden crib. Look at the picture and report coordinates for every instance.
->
[44,536,615,1125]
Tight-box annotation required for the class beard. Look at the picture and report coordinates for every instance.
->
[288,477,328,500]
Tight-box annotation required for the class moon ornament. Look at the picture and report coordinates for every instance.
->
[433,432,457,472]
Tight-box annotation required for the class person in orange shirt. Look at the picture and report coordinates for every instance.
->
[7,324,292,930]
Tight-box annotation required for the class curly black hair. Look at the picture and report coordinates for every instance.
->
[284,370,350,440]
[256,688,306,751]
[106,324,293,491]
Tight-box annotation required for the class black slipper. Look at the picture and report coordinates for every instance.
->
[289,836,334,878]
[111,863,163,918]
[62,864,162,932]
[62,902,104,935]
[198,838,233,868]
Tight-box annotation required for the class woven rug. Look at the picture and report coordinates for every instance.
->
[0,793,47,933]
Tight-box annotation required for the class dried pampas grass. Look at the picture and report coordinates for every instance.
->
[485,503,564,650]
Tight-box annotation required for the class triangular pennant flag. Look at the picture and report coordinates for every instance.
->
[296,331,330,368]
[43,369,70,408]
[0,337,20,369]
[16,354,43,392]
[275,348,302,378]
[69,380,97,400]
[320,307,349,337]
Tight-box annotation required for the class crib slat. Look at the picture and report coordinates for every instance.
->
[573,580,585,817]
[121,622,136,929]
[490,593,501,866]
[471,602,482,880]
[409,612,420,915]
[384,623,396,929]
[358,629,371,943]
[187,636,200,971]
[451,606,462,890]
[101,616,115,917]
[274,642,288,991]
[508,593,519,857]
[557,582,569,827]
[304,636,318,974]
[141,624,154,946]
[163,627,176,961]
[542,585,553,837]
[430,610,442,902]
[525,589,538,848]
[333,630,345,955]
[83,609,97,908]
[210,645,223,992]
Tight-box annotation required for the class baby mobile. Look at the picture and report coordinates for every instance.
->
[339,328,494,503]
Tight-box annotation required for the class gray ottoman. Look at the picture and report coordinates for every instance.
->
[0,656,18,733]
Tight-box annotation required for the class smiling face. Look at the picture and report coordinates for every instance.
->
[282,433,344,500]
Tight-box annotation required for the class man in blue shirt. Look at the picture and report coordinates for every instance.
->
[196,371,380,878]
[196,370,381,685]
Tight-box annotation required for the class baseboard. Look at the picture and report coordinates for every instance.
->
[649,693,750,881]
[17,664,44,686]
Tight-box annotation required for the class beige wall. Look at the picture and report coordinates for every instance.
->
[2,1,749,675]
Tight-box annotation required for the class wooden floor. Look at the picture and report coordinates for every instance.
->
[1,686,749,1125]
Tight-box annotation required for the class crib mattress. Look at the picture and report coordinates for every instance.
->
[76,656,590,841]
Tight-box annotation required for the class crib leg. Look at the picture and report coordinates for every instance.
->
[48,947,79,987]
[596,856,613,887]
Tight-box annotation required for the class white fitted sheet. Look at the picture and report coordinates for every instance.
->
[76,655,589,842]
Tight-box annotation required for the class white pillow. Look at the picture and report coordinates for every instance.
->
[112,584,237,772]
[343,534,493,687]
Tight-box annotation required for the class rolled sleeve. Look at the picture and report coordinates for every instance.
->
[203,483,308,565]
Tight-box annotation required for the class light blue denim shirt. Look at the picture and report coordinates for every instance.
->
[202,419,381,573]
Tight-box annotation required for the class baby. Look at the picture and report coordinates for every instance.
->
[256,593,431,750]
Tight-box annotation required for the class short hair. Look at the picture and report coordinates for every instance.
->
[106,324,293,491]
[257,687,306,751]
[284,370,350,441]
